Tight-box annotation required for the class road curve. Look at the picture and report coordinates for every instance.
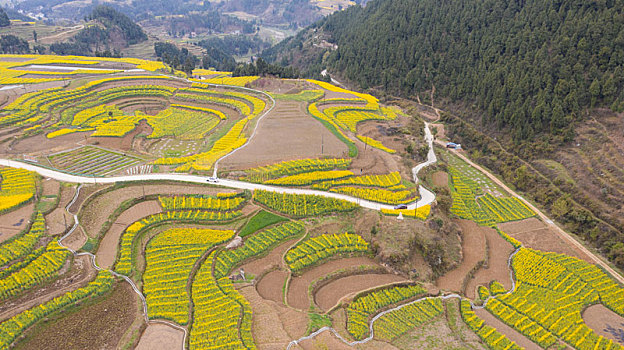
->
[0,159,434,211]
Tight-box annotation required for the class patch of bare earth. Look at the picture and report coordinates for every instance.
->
[474,308,542,350]
[0,255,96,322]
[314,274,407,312]
[0,203,34,243]
[582,304,624,346]
[256,270,288,303]
[241,238,300,276]
[1,131,90,156]
[14,281,138,350]
[436,219,486,293]
[91,120,153,152]
[499,217,592,262]
[287,257,382,311]
[388,315,466,350]
[96,200,162,269]
[80,184,237,238]
[432,171,448,187]
[465,228,515,299]
[356,115,412,156]
[238,285,308,350]
[135,323,185,350]
[41,178,60,197]
[220,99,347,170]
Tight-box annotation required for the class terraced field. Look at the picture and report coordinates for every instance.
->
[48,146,143,176]
[0,54,622,350]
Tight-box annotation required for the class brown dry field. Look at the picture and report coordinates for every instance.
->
[0,131,90,157]
[0,255,95,321]
[62,226,88,252]
[430,123,446,140]
[356,115,413,156]
[389,314,466,350]
[96,200,162,269]
[79,183,236,238]
[349,136,407,177]
[475,308,541,350]
[465,228,515,299]
[436,219,487,293]
[0,203,34,243]
[41,178,60,197]
[220,99,348,170]
[241,238,300,276]
[45,184,77,237]
[135,323,185,350]
[91,120,153,153]
[256,269,288,303]
[14,282,138,350]
[287,257,382,310]
[239,284,308,350]
[500,218,592,262]
[432,171,448,187]
[314,274,407,311]
[68,184,105,214]
[583,304,624,346]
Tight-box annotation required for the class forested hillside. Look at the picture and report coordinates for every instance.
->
[50,5,147,56]
[266,0,624,143]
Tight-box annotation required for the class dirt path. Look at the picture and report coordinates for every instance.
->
[135,323,185,350]
[96,200,162,269]
[436,219,487,293]
[439,142,624,285]
[287,257,382,311]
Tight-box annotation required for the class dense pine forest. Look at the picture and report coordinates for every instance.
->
[266,0,624,143]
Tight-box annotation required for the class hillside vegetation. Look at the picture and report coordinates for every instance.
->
[266,0,624,143]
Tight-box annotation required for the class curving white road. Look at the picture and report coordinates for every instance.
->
[0,158,434,211]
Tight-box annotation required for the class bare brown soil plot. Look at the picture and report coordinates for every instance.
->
[0,255,96,322]
[356,115,412,156]
[583,304,624,346]
[436,219,487,293]
[135,323,185,350]
[256,270,288,303]
[0,203,34,243]
[498,217,546,234]
[465,228,515,299]
[45,207,73,236]
[14,282,139,350]
[287,257,382,311]
[96,200,162,269]
[68,184,104,214]
[432,171,448,187]
[91,120,153,152]
[296,331,355,350]
[389,315,467,350]
[315,274,407,311]
[41,178,60,197]
[500,218,592,262]
[79,183,235,238]
[238,285,308,349]
[0,131,90,156]
[220,99,348,170]
[62,226,88,252]
[241,238,300,276]
[474,308,542,350]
